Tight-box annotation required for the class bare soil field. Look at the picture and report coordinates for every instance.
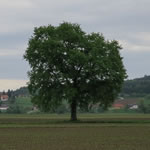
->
[0,114,150,150]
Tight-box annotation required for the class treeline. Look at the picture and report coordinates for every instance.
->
[0,87,31,114]
[1,75,150,114]
[121,75,150,97]
[2,75,150,99]
[1,87,30,98]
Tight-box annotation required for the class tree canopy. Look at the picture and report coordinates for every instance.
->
[24,22,126,120]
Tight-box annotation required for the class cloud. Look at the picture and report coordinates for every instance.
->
[0,0,33,8]
[0,55,29,80]
[0,79,28,91]
[0,49,23,56]
[0,0,150,90]
[119,40,150,52]
[121,50,150,79]
[130,32,150,45]
[1,0,149,34]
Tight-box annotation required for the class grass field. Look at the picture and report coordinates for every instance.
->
[0,113,150,150]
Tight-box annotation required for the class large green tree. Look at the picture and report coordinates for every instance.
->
[24,22,126,121]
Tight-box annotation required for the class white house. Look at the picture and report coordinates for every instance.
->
[0,106,9,111]
[129,104,139,110]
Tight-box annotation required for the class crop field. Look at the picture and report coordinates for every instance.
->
[0,113,150,150]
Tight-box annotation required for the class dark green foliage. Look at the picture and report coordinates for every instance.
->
[56,104,69,114]
[121,75,150,97]
[144,94,150,100]
[24,22,126,120]
[6,104,31,114]
[97,106,105,113]
[7,89,13,98]
[6,105,23,114]
[138,100,150,114]
[12,87,30,97]
[9,96,16,104]
[6,97,33,114]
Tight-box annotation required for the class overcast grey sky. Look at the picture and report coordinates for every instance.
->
[0,0,150,91]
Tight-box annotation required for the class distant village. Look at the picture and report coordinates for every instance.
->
[0,87,30,112]
[1,74,150,113]
[112,98,139,110]
[0,89,140,113]
[0,93,9,110]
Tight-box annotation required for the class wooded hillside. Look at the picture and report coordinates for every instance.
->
[1,75,150,98]
[121,75,150,97]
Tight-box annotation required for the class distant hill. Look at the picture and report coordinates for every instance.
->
[115,98,142,105]
[1,75,150,98]
[16,75,150,98]
[121,75,150,97]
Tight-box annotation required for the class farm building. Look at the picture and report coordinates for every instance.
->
[0,106,9,111]
[112,103,125,109]
[0,95,9,101]
[128,104,139,109]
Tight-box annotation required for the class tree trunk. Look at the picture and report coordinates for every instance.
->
[70,99,77,121]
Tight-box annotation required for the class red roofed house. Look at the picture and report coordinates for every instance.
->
[112,103,124,109]
[0,95,9,101]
